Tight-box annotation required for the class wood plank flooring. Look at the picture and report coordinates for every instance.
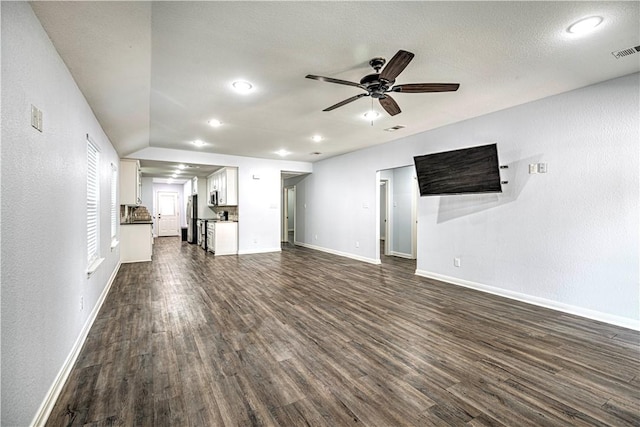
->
[46,237,639,426]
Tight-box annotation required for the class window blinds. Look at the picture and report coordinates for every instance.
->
[110,163,117,240]
[87,138,100,263]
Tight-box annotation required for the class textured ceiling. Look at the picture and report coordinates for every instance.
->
[31,1,640,168]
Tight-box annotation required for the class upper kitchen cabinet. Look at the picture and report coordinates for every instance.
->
[120,159,141,205]
[208,167,237,206]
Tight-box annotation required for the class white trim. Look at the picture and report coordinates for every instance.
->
[414,269,640,332]
[31,261,122,427]
[237,247,282,255]
[296,241,381,265]
[390,251,413,259]
[85,257,104,276]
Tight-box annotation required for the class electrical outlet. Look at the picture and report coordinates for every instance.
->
[355,241,359,248]
[537,163,548,173]
[454,257,461,267]
[529,164,537,174]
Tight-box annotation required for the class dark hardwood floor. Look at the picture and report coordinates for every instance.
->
[46,237,639,426]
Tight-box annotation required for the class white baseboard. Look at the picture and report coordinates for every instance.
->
[31,261,122,427]
[415,269,640,332]
[296,241,381,265]
[237,247,282,255]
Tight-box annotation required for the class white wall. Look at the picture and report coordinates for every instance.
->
[127,147,312,254]
[294,73,640,329]
[1,3,122,425]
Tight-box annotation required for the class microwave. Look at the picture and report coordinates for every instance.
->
[209,191,219,206]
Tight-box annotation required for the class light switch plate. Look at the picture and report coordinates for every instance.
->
[31,105,43,132]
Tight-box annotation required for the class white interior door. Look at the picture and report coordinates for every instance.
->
[157,191,179,237]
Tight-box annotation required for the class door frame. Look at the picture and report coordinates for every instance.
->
[282,185,296,244]
[380,179,391,257]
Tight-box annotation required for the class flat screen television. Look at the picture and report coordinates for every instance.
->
[413,143,502,196]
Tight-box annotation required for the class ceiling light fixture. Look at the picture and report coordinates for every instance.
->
[192,139,206,147]
[178,164,187,169]
[363,110,380,120]
[208,119,222,127]
[311,135,323,142]
[232,80,253,93]
[174,169,182,174]
[567,16,603,34]
[171,173,177,178]
[275,149,290,157]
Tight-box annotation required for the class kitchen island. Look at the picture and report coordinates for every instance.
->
[120,221,153,263]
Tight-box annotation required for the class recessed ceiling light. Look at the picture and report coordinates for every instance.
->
[174,169,182,174]
[363,110,380,120]
[311,135,323,142]
[171,173,177,178]
[567,16,603,34]
[178,164,187,169]
[275,149,290,157]
[232,80,253,93]
[192,139,206,147]
[208,119,222,127]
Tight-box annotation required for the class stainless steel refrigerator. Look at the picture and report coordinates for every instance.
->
[187,194,197,244]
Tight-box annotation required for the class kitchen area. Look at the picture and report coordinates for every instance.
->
[188,166,239,256]
[118,159,239,263]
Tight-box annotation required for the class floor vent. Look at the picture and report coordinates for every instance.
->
[611,45,640,59]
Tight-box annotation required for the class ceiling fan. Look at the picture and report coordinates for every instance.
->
[306,50,459,116]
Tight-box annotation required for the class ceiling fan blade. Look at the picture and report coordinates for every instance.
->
[380,50,415,81]
[379,95,401,116]
[323,93,369,111]
[392,83,460,93]
[306,74,364,89]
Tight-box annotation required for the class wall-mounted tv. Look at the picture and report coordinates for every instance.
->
[413,143,502,196]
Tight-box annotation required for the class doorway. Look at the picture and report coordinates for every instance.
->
[283,186,296,244]
[377,166,418,263]
[157,191,179,237]
[380,180,390,256]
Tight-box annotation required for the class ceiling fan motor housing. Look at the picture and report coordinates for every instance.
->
[360,73,394,98]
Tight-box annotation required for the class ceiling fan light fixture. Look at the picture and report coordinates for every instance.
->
[363,110,380,120]
[232,80,253,93]
[567,16,603,34]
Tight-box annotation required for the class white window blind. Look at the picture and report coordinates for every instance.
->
[87,138,100,264]
[110,163,117,240]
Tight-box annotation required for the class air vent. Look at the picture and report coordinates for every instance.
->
[384,125,406,132]
[310,152,322,155]
[611,45,640,59]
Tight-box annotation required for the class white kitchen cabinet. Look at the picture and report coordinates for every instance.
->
[120,159,141,205]
[120,223,152,262]
[214,222,238,255]
[208,167,237,206]
[192,176,198,195]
